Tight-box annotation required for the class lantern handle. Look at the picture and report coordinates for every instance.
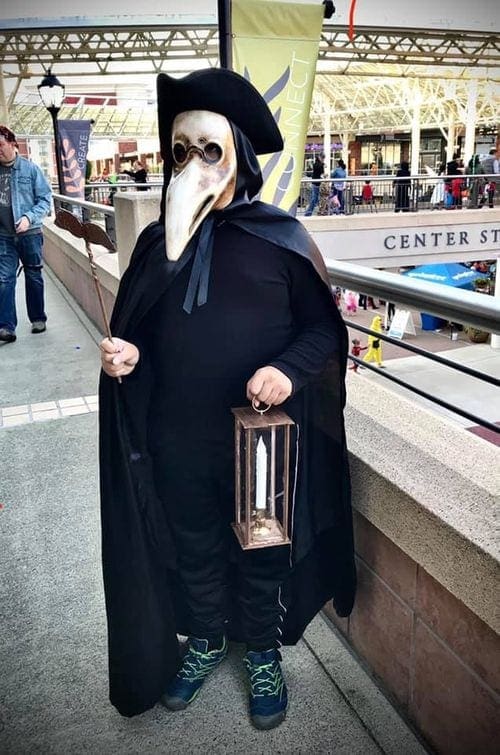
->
[252,397,272,414]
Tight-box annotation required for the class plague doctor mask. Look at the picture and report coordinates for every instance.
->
[165,110,237,262]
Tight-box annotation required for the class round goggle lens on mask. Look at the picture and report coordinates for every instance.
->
[204,142,222,163]
[172,141,223,165]
[173,143,188,163]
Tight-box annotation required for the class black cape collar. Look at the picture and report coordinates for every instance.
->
[112,199,331,338]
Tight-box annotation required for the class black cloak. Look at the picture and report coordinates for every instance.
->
[99,75,356,718]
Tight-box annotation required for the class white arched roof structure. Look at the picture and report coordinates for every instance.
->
[0,0,498,138]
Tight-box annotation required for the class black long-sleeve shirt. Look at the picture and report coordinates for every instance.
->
[144,223,338,444]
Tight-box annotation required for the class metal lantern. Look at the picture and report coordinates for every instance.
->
[232,401,295,550]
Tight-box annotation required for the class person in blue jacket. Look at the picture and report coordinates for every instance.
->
[0,125,52,343]
[330,159,347,214]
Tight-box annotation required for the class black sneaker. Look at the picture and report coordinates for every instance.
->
[0,328,16,343]
[31,321,46,334]
[244,649,288,730]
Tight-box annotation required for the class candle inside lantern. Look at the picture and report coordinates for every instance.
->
[255,436,267,510]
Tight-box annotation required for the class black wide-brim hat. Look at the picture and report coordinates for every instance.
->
[157,68,284,159]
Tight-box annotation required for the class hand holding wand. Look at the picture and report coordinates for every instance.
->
[55,208,122,383]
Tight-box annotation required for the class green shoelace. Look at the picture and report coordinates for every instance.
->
[178,642,226,682]
[246,660,284,697]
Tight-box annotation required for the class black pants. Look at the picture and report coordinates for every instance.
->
[153,437,291,651]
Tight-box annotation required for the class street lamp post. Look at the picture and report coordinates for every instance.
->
[37,70,65,195]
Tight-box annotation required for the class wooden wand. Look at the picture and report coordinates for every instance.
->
[55,208,122,382]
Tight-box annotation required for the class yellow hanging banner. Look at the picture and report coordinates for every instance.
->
[231,0,323,213]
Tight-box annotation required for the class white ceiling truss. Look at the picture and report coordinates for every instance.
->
[1,23,498,74]
[311,74,499,135]
[1,21,498,139]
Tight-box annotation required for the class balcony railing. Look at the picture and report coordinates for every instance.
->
[54,174,498,220]
[327,262,500,434]
[299,173,499,215]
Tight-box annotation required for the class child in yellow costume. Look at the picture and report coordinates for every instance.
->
[363,314,385,367]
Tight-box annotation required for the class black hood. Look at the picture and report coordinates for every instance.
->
[157,68,283,223]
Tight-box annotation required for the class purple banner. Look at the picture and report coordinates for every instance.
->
[57,120,92,198]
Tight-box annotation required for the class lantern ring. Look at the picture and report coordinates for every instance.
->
[252,397,272,414]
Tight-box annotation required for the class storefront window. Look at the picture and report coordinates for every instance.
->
[360,141,402,175]
[419,136,445,173]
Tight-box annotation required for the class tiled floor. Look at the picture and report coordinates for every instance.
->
[0,395,98,428]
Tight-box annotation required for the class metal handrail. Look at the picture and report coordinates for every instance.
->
[347,321,499,388]
[331,262,500,433]
[348,349,500,434]
[326,261,500,334]
[53,193,115,216]
[52,193,117,246]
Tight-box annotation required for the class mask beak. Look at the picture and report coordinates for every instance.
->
[165,157,222,261]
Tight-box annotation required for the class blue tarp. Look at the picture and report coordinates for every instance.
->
[402,263,488,290]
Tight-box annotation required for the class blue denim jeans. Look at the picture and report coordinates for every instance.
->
[0,232,46,333]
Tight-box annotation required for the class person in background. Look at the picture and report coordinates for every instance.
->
[446,153,460,177]
[444,153,460,198]
[481,147,499,177]
[430,162,446,209]
[107,172,119,206]
[123,159,149,191]
[358,293,379,310]
[330,158,347,214]
[349,339,367,372]
[361,180,375,210]
[333,285,342,311]
[304,153,324,216]
[363,315,385,368]
[465,154,485,208]
[482,179,497,209]
[84,160,93,202]
[472,260,489,274]
[480,148,498,208]
[318,177,331,215]
[344,290,358,315]
[394,161,411,212]
[0,125,51,343]
[451,173,465,209]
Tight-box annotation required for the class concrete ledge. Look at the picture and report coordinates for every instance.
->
[301,207,500,232]
[43,220,119,335]
[345,373,499,633]
[301,207,500,267]
[114,192,161,274]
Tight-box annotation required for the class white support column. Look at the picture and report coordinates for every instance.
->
[446,113,456,164]
[490,258,500,350]
[410,80,421,175]
[463,80,478,167]
[0,67,9,126]
[323,112,331,177]
[340,132,352,171]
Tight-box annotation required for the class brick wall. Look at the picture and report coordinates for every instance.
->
[324,511,500,755]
